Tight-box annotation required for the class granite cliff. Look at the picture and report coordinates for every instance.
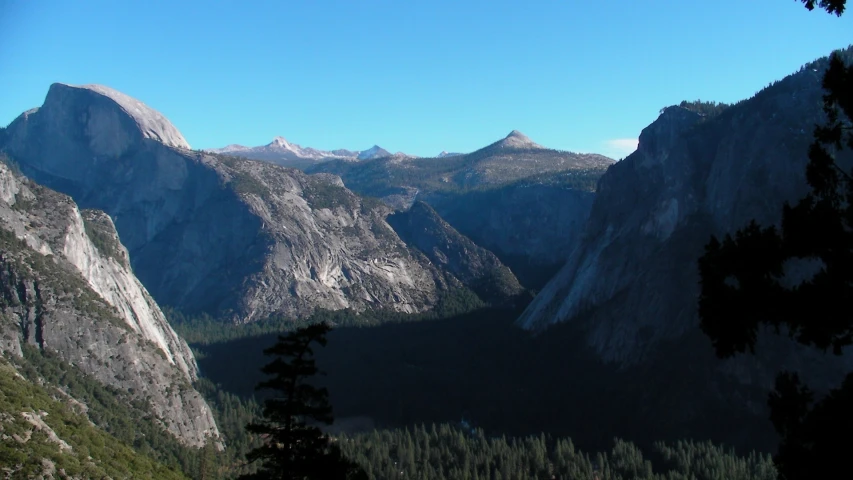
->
[518,50,853,393]
[0,161,218,446]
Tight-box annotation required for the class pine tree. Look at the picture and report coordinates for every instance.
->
[697,2,851,478]
[239,322,366,480]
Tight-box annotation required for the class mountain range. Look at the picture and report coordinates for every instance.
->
[207,137,406,169]
[1,83,525,323]
[307,129,614,287]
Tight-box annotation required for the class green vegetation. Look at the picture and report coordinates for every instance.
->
[9,344,271,479]
[506,167,608,192]
[194,378,263,478]
[0,356,187,479]
[213,154,272,199]
[339,425,777,480]
[302,180,361,211]
[82,210,122,262]
[10,345,208,475]
[675,100,732,117]
[229,172,270,198]
[167,287,487,346]
[223,324,776,479]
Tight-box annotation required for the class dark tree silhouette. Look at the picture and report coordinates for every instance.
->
[240,323,366,480]
[800,0,846,15]
[698,3,851,479]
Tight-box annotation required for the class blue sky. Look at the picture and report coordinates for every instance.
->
[1,1,851,159]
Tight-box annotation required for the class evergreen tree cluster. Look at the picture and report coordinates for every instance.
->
[0,354,188,479]
[671,100,732,117]
[336,425,777,480]
[166,286,488,346]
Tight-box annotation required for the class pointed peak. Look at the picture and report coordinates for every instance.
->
[357,145,392,160]
[270,136,289,147]
[491,130,543,150]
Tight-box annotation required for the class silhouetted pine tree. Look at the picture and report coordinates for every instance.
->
[240,323,366,480]
[698,2,851,478]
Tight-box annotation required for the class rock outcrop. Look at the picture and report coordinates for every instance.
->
[1,83,514,322]
[0,162,218,446]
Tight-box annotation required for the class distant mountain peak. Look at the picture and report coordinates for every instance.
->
[270,136,290,148]
[490,130,543,150]
[357,145,392,160]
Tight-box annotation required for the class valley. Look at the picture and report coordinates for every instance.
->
[0,2,851,476]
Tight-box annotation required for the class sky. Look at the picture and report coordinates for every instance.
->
[1,1,852,160]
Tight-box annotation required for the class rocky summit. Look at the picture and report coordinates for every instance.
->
[2,83,519,323]
[0,161,218,446]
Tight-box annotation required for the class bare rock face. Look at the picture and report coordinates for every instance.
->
[517,51,853,388]
[0,162,218,446]
[211,157,459,322]
[386,201,524,303]
[1,83,498,323]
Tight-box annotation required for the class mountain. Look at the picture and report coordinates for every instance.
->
[518,51,853,397]
[208,137,401,169]
[310,130,612,195]
[0,161,219,446]
[386,201,524,303]
[308,131,614,287]
[484,130,544,150]
[356,145,392,160]
[1,83,519,323]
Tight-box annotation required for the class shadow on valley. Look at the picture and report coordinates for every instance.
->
[194,304,776,458]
